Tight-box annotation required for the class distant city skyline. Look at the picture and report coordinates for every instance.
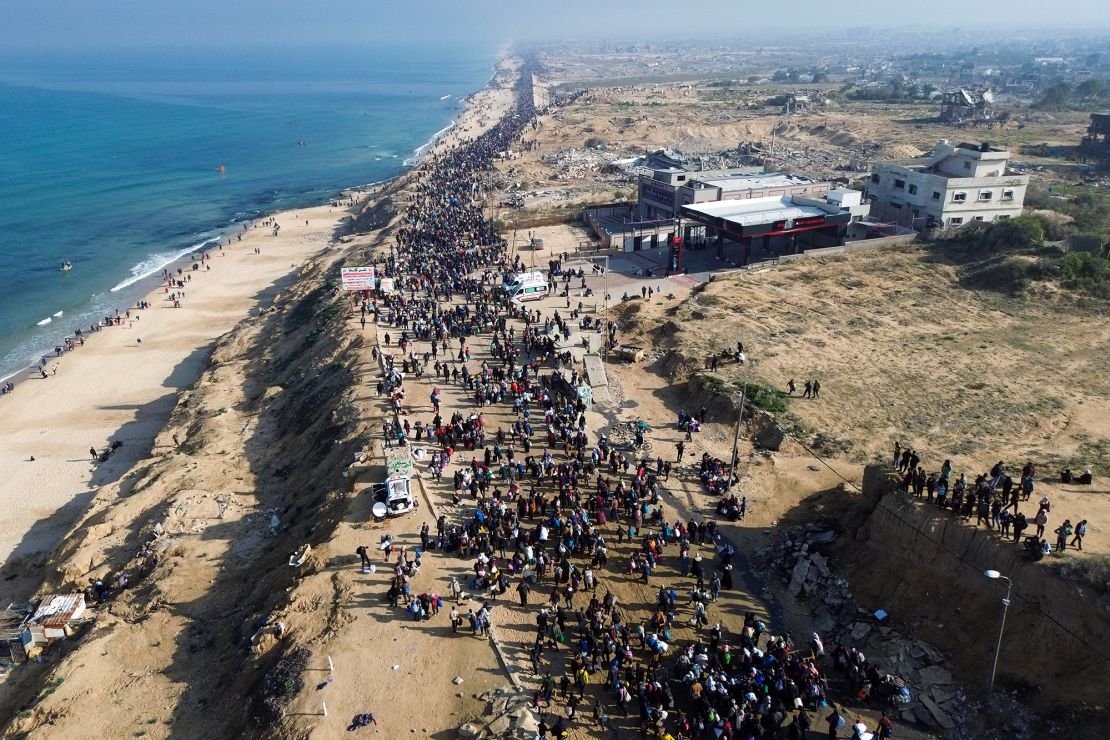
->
[5,0,1110,52]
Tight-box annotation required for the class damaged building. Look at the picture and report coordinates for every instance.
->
[939,88,994,123]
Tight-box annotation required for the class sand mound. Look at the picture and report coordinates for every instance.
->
[884,143,926,158]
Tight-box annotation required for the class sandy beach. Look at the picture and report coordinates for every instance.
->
[0,53,517,583]
[0,202,352,574]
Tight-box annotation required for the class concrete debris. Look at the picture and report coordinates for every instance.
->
[809,552,830,576]
[458,722,482,739]
[787,557,811,596]
[753,524,980,738]
[485,714,511,736]
[459,686,547,740]
[918,664,954,687]
[919,693,956,729]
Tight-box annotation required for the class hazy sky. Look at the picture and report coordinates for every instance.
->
[4,0,1110,51]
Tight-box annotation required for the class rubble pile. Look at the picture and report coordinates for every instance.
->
[752,523,846,615]
[458,687,542,740]
[752,525,1000,738]
[541,148,625,180]
[764,143,878,179]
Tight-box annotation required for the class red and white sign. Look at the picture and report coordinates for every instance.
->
[341,266,376,291]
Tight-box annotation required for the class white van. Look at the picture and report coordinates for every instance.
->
[504,272,548,302]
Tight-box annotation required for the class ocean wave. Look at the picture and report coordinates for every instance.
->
[110,238,218,292]
[403,120,456,166]
[36,317,51,326]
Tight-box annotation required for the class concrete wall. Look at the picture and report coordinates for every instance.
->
[777,234,917,262]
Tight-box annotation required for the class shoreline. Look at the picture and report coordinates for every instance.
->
[0,53,506,386]
[0,56,516,575]
[0,180,390,388]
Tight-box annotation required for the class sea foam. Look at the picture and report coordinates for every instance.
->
[110,238,218,293]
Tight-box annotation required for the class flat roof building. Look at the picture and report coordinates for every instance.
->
[637,167,831,221]
[585,164,869,267]
[680,191,858,265]
[866,140,1028,230]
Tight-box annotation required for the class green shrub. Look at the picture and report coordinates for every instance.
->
[1058,251,1110,296]
[957,216,1045,251]
[737,381,790,414]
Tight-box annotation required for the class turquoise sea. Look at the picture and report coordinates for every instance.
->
[0,44,494,380]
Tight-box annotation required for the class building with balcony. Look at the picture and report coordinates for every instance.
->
[865,140,1028,230]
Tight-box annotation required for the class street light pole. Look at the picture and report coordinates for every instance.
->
[726,387,747,491]
[983,570,1013,698]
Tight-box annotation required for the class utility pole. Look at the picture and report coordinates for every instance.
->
[767,120,777,171]
[727,386,747,490]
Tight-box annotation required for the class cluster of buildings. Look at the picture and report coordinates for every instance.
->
[583,140,1029,268]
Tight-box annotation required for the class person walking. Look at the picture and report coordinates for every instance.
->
[874,712,895,739]
[1070,519,1088,550]
[825,704,844,739]
[787,708,811,739]
[1054,519,1073,553]
[449,606,461,633]
[1035,507,1049,539]
[813,379,821,398]
[518,579,531,607]
[675,441,685,464]
[803,380,813,399]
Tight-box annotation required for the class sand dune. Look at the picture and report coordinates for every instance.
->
[0,203,350,583]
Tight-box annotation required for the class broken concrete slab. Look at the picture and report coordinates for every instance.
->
[787,558,811,596]
[583,353,608,388]
[809,552,830,576]
[913,703,936,727]
[918,665,954,687]
[515,709,539,734]
[809,530,837,544]
[931,687,956,705]
[850,622,872,642]
[813,606,836,633]
[920,693,956,729]
[485,714,512,736]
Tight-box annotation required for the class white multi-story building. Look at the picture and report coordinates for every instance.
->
[866,140,1028,230]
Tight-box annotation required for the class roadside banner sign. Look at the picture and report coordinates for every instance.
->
[341,266,376,291]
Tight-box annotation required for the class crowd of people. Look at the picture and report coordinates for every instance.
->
[349,68,911,740]
[893,444,1091,559]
